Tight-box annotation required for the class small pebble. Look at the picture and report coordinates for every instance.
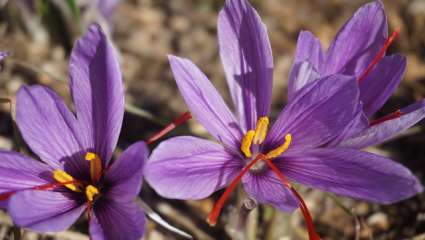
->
[367,212,390,231]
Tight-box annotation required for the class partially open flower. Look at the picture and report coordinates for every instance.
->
[288,0,425,148]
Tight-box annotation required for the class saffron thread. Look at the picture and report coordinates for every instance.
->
[265,160,320,240]
[146,111,192,145]
[369,109,403,126]
[207,153,265,226]
[0,180,80,201]
[207,155,320,239]
[358,28,400,83]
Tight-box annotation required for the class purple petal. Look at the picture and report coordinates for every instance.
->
[242,170,298,212]
[145,136,242,199]
[8,190,85,232]
[0,151,52,191]
[89,200,145,240]
[360,55,406,117]
[168,55,243,150]
[16,85,86,174]
[267,74,362,150]
[338,100,425,149]
[287,31,324,100]
[0,51,9,61]
[218,0,273,130]
[281,148,423,204]
[0,151,52,208]
[326,108,369,147]
[287,61,320,101]
[324,0,387,76]
[291,31,324,72]
[69,23,124,166]
[104,141,148,202]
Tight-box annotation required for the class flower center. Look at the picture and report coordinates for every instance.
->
[208,117,320,239]
[51,151,104,203]
[240,116,292,173]
[85,152,103,183]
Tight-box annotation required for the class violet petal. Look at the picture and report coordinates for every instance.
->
[145,136,242,199]
[104,141,148,202]
[8,190,85,232]
[242,169,298,212]
[16,85,85,174]
[69,23,124,166]
[168,55,243,151]
[0,151,52,208]
[267,74,362,150]
[324,0,387,76]
[89,199,145,240]
[218,0,273,130]
[360,54,406,117]
[287,61,320,101]
[281,148,423,204]
[339,100,425,148]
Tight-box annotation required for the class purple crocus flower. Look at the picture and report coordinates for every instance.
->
[0,51,8,60]
[0,24,146,240]
[145,0,423,238]
[288,0,425,148]
[0,51,8,70]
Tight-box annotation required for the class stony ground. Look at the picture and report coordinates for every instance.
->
[0,0,424,239]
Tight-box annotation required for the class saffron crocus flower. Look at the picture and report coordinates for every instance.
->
[145,0,423,239]
[0,24,147,240]
[0,51,8,70]
[288,0,425,148]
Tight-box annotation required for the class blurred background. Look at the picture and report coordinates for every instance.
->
[0,0,424,239]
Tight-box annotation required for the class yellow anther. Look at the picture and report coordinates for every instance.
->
[253,117,269,144]
[241,130,255,158]
[85,185,100,202]
[85,152,102,182]
[52,170,80,192]
[265,134,292,159]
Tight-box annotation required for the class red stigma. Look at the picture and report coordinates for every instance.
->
[0,180,80,201]
[358,27,400,83]
[0,191,16,201]
[87,201,93,221]
[207,156,320,240]
[265,160,320,240]
[207,154,265,226]
[146,111,192,145]
[369,109,403,126]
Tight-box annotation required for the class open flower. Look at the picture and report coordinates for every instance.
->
[288,0,425,148]
[145,0,423,238]
[0,24,147,240]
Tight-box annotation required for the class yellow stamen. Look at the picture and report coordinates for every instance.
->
[253,117,269,144]
[52,170,80,192]
[241,130,255,158]
[85,185,99,202]
[265,134,292,159]
[85,152,102,182]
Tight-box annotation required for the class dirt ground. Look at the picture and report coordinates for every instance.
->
[0,0,424,239]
